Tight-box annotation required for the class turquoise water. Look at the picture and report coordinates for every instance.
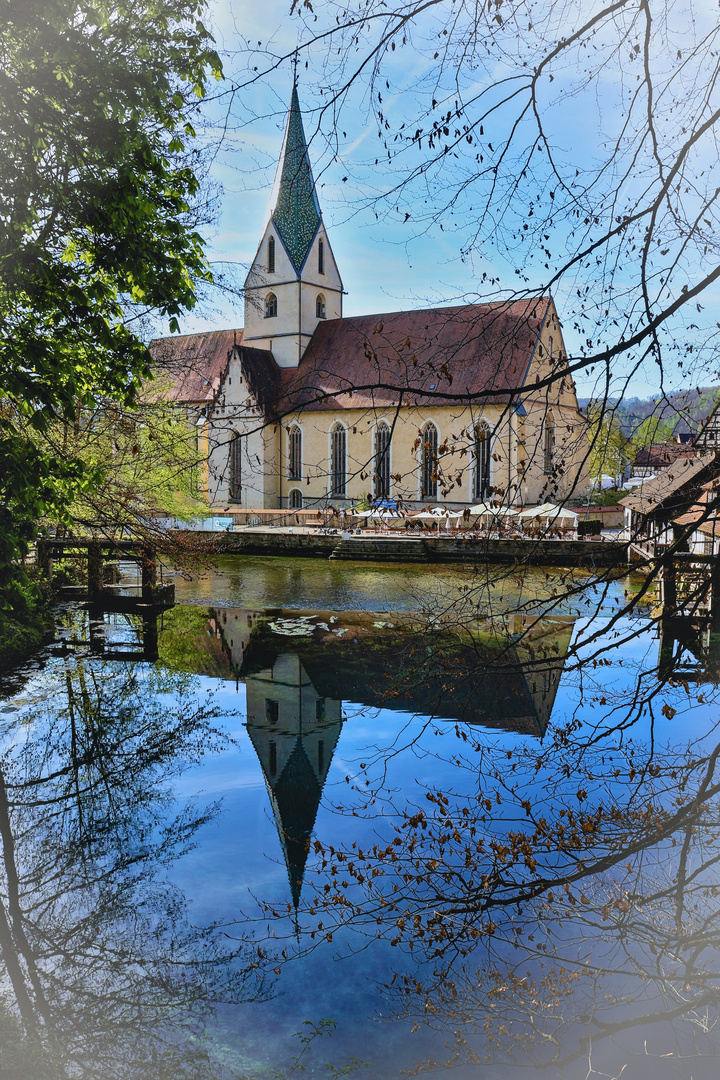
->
[1,558,718,1079]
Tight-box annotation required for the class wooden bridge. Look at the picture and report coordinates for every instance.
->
[36,538,174,609]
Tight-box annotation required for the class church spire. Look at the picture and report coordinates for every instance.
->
[244,84,343,367]
[268,85,321,273]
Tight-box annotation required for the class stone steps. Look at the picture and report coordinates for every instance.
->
[329,537,427,562]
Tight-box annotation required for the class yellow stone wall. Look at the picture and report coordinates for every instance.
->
[280,401,511,508]
[277,302,589,509]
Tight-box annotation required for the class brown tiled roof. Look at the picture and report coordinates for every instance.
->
[674,489,712,526]
[621,453,717,515]
[278,299,552,412]
[697,517,720,538]
[234,346,282,419]
[149,328,243,404]
[632,443,696,469]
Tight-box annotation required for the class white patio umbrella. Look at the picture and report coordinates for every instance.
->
[518,502,555,519]
[413,507,461,532]
[469,502,518,516]
[467,503,519,530]
[356,508,403,518]
[519,503,578,526]
[355,507,407,528]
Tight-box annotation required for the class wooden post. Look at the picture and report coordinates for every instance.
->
[710,556,720,635]
[141,547,157,603]
[142,611,159,662]
[662,563,678,615]
[36,540,52,581]
[89,615,104,655]
[87,542,103,602]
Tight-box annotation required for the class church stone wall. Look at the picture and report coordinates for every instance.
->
[519,309,590,504]
[278,402,514,509]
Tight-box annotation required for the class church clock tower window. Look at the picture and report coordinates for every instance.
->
[543,412,555,474]
[288,425,302,479]
[316,294,326,319]
[268,235,275,273]
[374,422,391,498]
[265,292,277,318]
[318,237,324,274]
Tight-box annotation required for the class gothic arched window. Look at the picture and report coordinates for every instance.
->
[474,422,492,501]
[229,432,242,503]
[421,422,438,499]
[543,412,555,474]
[330,423,346,497]
[318,237,324,274]
[316,294,326,319]
[268,235,275,273]
[265,292,277,319]
[288,425,302,480]
[289,488,303,509]
[374,422,391,498]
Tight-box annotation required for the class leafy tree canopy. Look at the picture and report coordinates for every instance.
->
[0,0,221,592]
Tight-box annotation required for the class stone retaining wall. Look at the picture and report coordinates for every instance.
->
[174,529,628,567]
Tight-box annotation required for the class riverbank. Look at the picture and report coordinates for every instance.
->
[0,570,55,671]
[174,527,628,568]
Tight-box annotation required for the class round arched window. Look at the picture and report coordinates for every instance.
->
[544,413,555,474]
[421,422,438,499]
[316,294,326,319]
[330,423,346,497]
[265,292,277,318]
[474,422,492,501]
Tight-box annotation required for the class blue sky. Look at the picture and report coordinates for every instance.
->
[174,0,720,405]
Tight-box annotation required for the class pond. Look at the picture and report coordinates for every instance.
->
[1,556,719,1080]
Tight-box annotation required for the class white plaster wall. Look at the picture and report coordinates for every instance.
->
[243,221,343,368]
[205,351,279,509]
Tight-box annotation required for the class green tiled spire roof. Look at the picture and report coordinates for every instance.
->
[272,85,321,273]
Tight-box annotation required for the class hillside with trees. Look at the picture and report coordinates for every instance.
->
[580,386,720,437]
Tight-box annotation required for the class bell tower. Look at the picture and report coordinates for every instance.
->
[243,84,344,368]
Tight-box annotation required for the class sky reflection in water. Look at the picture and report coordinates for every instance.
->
[2,557,720,1079]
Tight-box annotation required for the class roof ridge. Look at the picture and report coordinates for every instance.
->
[317,298,551,323]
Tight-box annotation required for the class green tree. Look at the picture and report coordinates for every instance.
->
[630,414,675,459]
[587,404,627,486]
[0,0,221,600]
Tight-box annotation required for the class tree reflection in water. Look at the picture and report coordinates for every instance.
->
[0,624,264,1080]
[294,635,720,1075]
[8,583,720,1077]
[183,583,720,1074]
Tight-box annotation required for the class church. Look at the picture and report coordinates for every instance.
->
[151,86,589,512]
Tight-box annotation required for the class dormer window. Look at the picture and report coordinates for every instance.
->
[318,237,324,274]
[268,235,275,273]
[316,293,326,319]
[265,292,277,318]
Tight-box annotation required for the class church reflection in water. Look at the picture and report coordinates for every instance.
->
[197,606,576,905]
[245,652,342,908]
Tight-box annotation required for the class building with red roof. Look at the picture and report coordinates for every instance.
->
[151,86,590,513]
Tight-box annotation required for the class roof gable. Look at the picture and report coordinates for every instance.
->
[149,329,242,404]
